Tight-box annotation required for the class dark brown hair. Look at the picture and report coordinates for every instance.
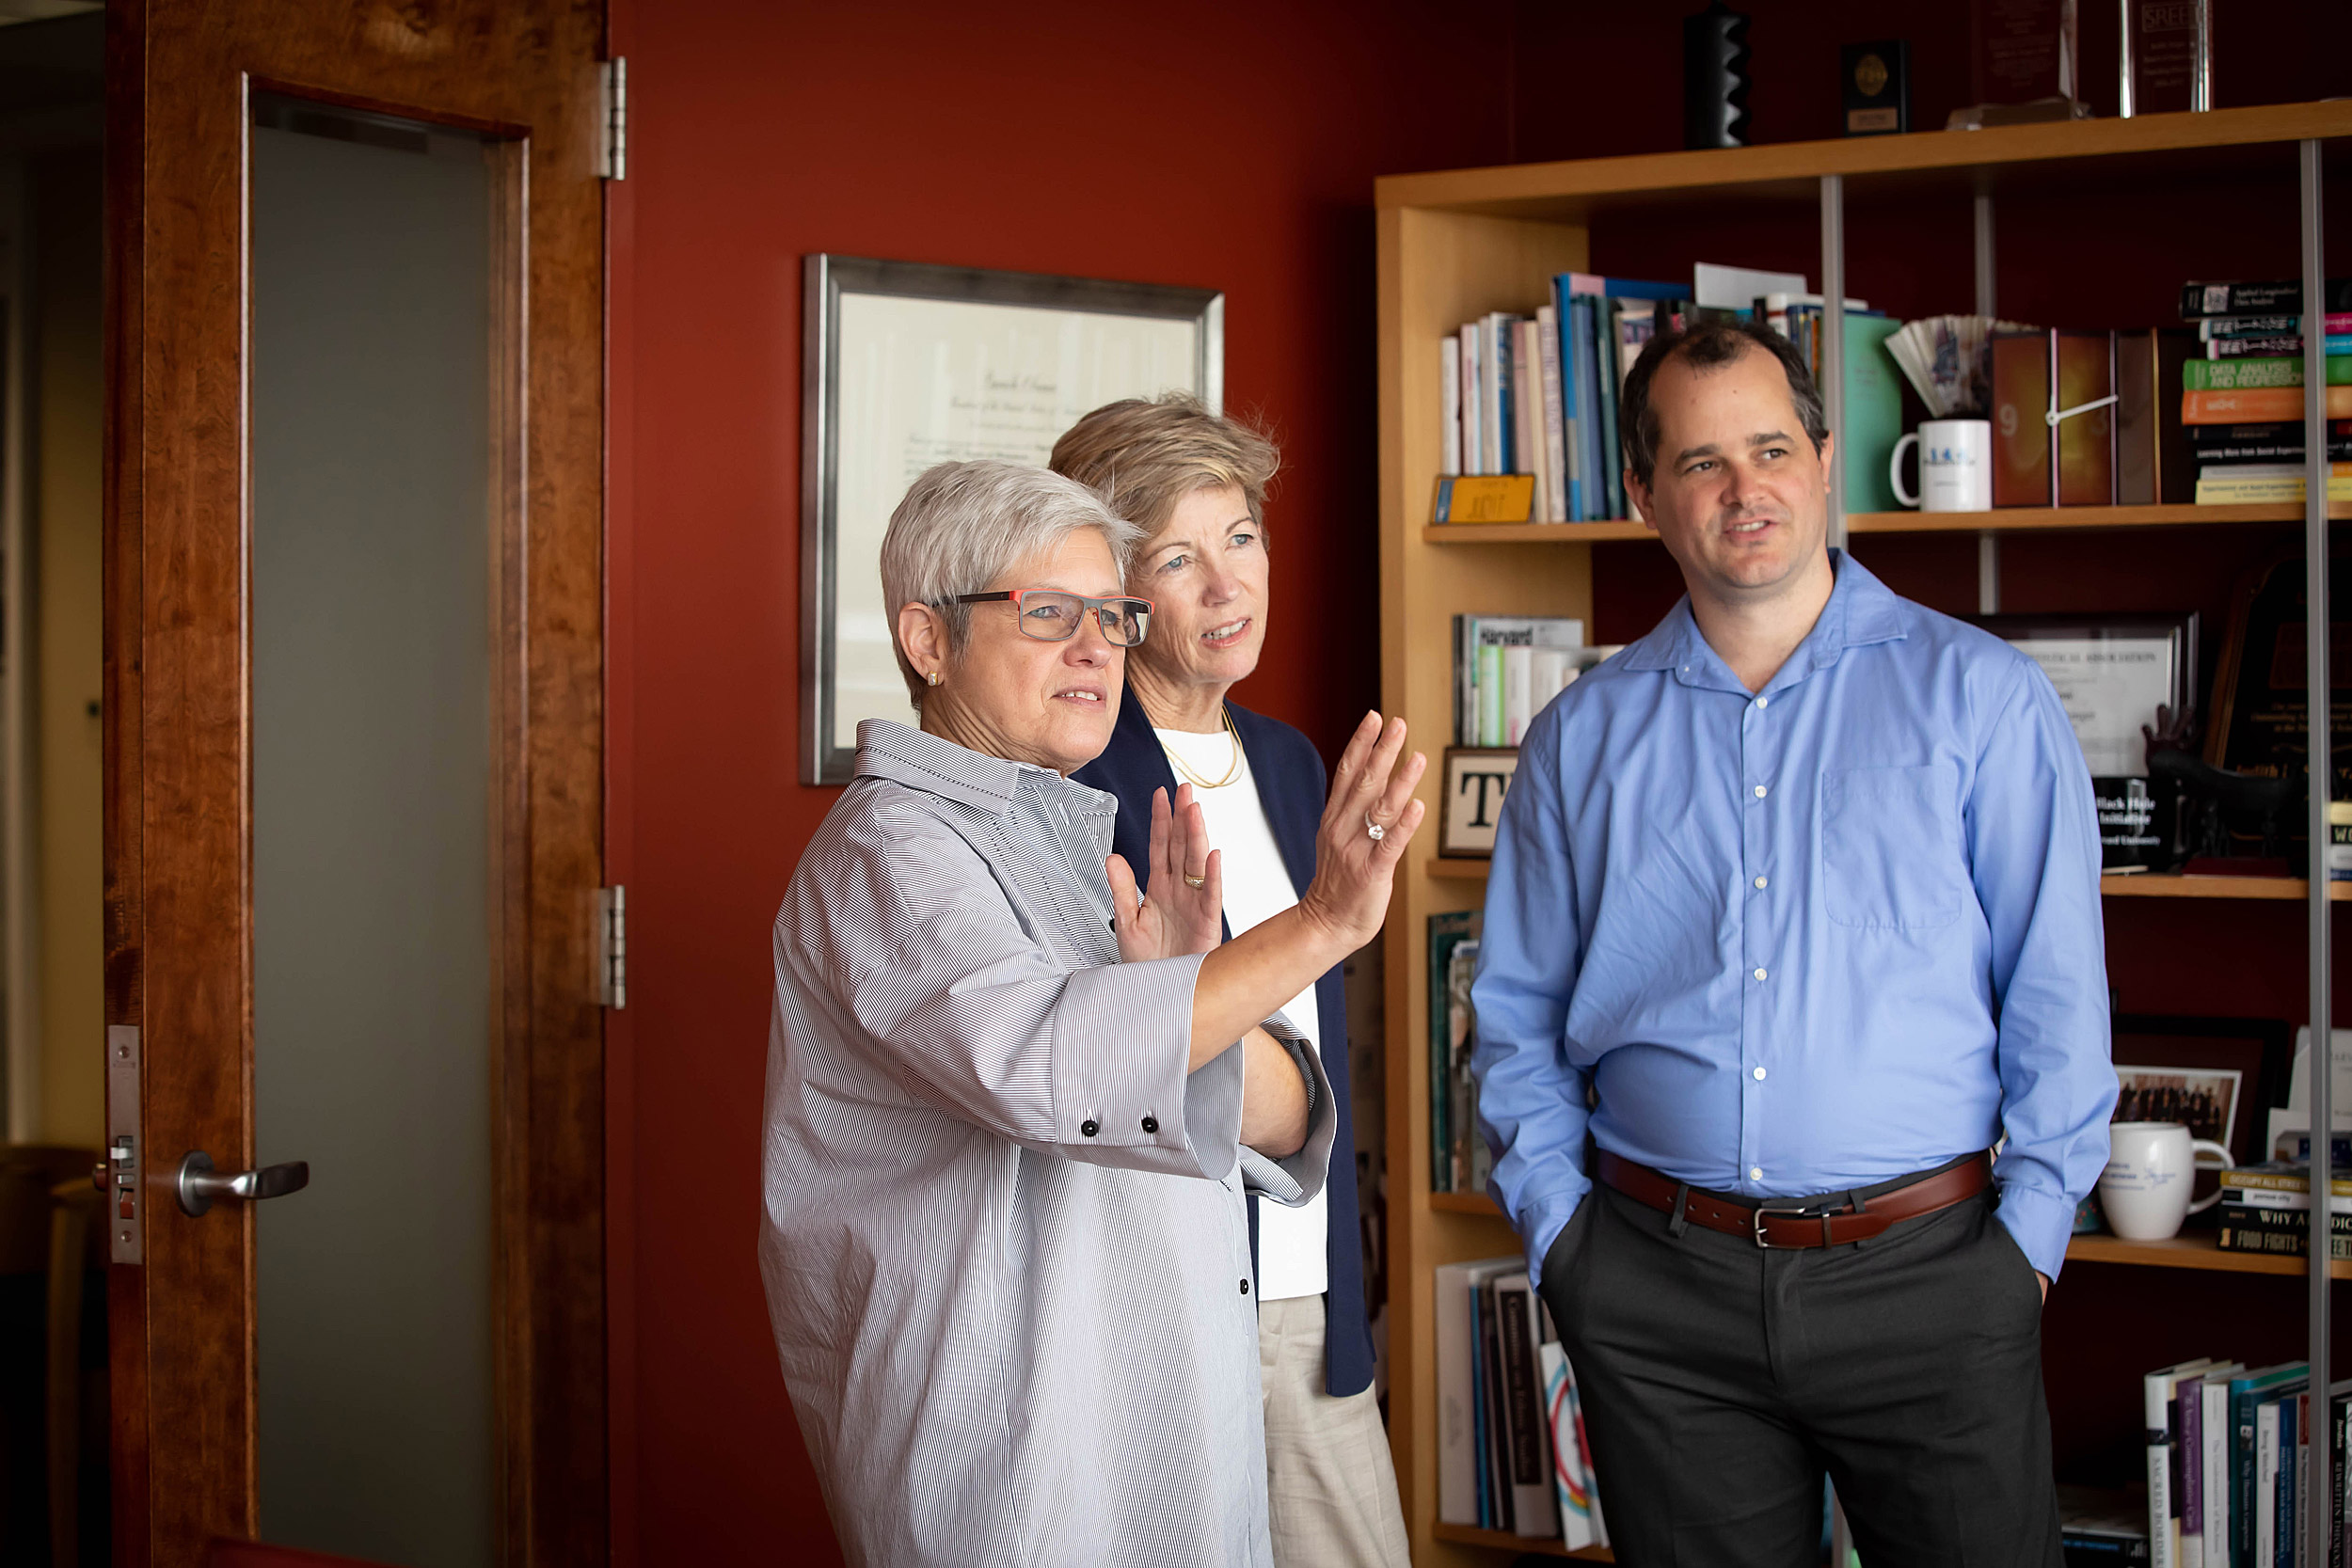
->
[1618,317,1830,488]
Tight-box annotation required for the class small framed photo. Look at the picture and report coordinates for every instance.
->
[2111,1013,2292,1164]
[1439,748,1518,858]
[2113,1064,2242,1150]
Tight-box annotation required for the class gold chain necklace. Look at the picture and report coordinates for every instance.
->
[1160,705,1244,790]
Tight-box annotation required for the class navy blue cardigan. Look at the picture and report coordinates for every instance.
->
[1073,689,1375,1399]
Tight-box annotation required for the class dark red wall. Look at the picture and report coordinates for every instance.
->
[603,2,1514,1560]
[606,1,2352,1558]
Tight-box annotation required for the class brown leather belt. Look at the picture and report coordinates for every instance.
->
[1595,1148,1993,1249]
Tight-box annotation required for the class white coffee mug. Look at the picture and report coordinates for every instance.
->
[2098,1121,2233,1241]
[1889,419,1994,512]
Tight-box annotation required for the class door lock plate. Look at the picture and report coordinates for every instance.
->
[106,1024,141,1263]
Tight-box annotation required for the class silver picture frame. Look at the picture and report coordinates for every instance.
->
[801,255,1223,784]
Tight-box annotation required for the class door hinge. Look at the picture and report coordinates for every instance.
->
[595,886,627,1009]
[599,57,628,182]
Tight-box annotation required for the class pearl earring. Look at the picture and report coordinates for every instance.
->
[926,671,943,687]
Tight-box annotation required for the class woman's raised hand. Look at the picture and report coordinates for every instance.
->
[1296,713,1426,953]
[1107,784,1225,963]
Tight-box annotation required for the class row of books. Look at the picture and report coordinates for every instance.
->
[1435,1256,1610,1552]
[1440,275,1683,522]
[1451,614,1612,748]
[2217,1161,2352,1263]
[2142,1355,2348,1568]
[2180,278,2352,508]
[1428,911,1484,1195]
[1436,272,1898,523]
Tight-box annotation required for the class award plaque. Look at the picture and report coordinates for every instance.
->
[2122,0,2207,116]
[1841,40,1909,136]
[1968,0,2080,110]
[2207,551,2352,811]
[1976,613,2198,870]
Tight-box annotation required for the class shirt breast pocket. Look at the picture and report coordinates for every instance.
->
[1821,764,1963,931]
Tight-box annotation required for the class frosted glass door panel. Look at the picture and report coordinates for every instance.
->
[249,100,498,1568]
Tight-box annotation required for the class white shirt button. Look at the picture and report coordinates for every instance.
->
[1750,1167,1764,1181]
[1753,784,1768,799]
[1754,876,1769,889]
[1753,967,1768,981]
[1754,1066,1768,1080]
[1756,696,1770,708]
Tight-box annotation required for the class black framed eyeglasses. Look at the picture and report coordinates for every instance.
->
[954,590,1154,647]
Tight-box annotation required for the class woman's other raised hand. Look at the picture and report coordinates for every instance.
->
[1107,784,1224,963]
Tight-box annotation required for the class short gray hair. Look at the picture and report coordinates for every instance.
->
[880,459,1143,705]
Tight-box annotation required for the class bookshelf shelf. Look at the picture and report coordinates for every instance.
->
[1434,1198,2351,1279]
[1378,102,2352,1565]
[2065,1233,2352,1280]
[1422,503,2348,546]
[1423,522,1657,544]
[1376,103,2351,222]
[2102,874,2352,901]
[1430,1191,1505,1215]
[1432,1523,1613,1560]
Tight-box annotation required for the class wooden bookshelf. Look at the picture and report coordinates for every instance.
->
[1422,502,2349,544]
[1377,100,2352,1566]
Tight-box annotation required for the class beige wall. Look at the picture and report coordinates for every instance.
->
[31,146,101,1149]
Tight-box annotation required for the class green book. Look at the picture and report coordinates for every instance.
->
[2183,354,2352,390]
[1842,314,1904,514]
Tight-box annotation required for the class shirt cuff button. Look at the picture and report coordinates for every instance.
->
[1080,1118,1100,1138]
[1141,1115,1159,1133]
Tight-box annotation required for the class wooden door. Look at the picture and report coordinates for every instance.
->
[102,4,609,1565]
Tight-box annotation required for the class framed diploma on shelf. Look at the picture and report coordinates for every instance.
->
[801,255,1223,784]
[1970,612,2198,871]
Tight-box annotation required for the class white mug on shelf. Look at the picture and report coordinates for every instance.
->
[1889,419,1994,513]
[2097,1120,2233,1241]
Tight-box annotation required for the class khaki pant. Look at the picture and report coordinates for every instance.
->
[1258,1294,1409,1568]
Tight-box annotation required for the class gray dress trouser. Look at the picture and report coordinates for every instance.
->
[1538,1173,2064,1568]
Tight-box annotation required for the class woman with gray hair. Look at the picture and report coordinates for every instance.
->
[759,458,1426,1567]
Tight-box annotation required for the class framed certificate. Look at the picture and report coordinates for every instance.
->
[801,256,1223,784]
[1971,612,2198,870]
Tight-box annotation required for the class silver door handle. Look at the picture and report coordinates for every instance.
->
[176,1149,311,1216]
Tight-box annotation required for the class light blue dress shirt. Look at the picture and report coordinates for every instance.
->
[1472,552,2116,1286]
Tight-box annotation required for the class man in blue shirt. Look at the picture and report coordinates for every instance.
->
[1473,318,2115,1565]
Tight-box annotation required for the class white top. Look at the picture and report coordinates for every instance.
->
[1158,724,1329,1302]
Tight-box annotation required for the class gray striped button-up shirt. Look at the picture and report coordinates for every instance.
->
[761,721,1338,1567]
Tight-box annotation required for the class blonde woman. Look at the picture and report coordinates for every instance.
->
[1058,398,1410,1568]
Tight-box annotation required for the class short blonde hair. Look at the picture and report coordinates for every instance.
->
[879,460,1142,705]
[1048,392,1281,544]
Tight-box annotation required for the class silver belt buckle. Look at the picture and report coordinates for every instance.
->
[1752,1204,1815,1248]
